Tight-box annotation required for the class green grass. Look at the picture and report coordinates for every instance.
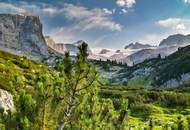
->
[0,50,190,129]
[100,85,190,129]
[0,50,49,92]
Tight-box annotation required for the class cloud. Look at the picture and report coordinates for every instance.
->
[103,8,113,15]
[156,18,187,31]
[176,23,186,30]
[141,18,190,45]
[183,0,190,3]
[116,0,136,8]
[42,7,60,15]
[0,1,62,15]
[157,18,181,27]
[0,2,26,13]
[62,4,122,31]
[48,27,77,43]
[47,3,123,43]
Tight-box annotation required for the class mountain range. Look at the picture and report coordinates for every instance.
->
[94,44,190,87]
[45,34,190,66]
[45,33,190,66]
[0,13,190,87]
[90,34,190,65]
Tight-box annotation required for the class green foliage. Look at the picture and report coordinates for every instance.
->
[0,44,129,130]
[0,46,190,129]
[55,42,129,130]
[100,85,190,129]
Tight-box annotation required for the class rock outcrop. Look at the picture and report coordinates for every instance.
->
[0,89,14,114]
[124,42,152,49]
[45,36,92,55]
[0,14,62,64]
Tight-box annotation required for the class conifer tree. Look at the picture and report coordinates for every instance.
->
[57,42,128,130]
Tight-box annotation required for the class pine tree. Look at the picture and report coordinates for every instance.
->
[57,42,129,130]
[0,41,129,130]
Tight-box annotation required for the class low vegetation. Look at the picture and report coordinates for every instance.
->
[0,44,189,129]
[100,85,190,129]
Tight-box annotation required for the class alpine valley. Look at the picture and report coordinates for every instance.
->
[0,13,190,130]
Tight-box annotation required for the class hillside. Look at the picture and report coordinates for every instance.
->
[95,45,190,87]
[0,50,189,129]
[0,50,52,92]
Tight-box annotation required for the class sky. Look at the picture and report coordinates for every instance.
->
[0,0,190,49]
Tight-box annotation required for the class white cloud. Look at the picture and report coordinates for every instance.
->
[141,18,190,45]
[0,2,122,31]
[156,18,187,31]
[157,18,181,27]
[183,0,190,3]
[0,2,63,15]
[42,7,60,15]
[116,0,136,8]
[48,27,77,43]
[176,23,186,30]
[0,2,26,13]
[62,4,122,31]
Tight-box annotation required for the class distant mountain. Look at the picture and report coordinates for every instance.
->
[91,42,155,65]
[62,43,79,55]
[44,33,190,66]
[95,45,190,87]
[124,42,152,49]
[99,49,110,54]
[121,34,190,65]
[45,37,92,55]
[91,34,190,66]
[159,34,190,47]
[123,49,157,65]
[125,45,181,65]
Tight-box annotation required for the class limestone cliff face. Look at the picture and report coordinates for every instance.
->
[0,89,14,113]
[0,14,62,62]
[45,36,92,55]
[45,36,67,54]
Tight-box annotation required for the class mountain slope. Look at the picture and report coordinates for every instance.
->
[159,34,190,47]
[0,50,50,92]
[92,34,190,66]
[95,45,190,87]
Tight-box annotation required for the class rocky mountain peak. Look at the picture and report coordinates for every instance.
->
[45,36,56,47]
[74,40,86,46]
[159,34,190,47]
[0,13,62,63]
[99,49,111,54]
[124,42,152,49]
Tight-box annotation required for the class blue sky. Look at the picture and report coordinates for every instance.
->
[0,0,190,49]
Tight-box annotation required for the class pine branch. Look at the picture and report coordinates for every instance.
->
[76,72,98,92]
